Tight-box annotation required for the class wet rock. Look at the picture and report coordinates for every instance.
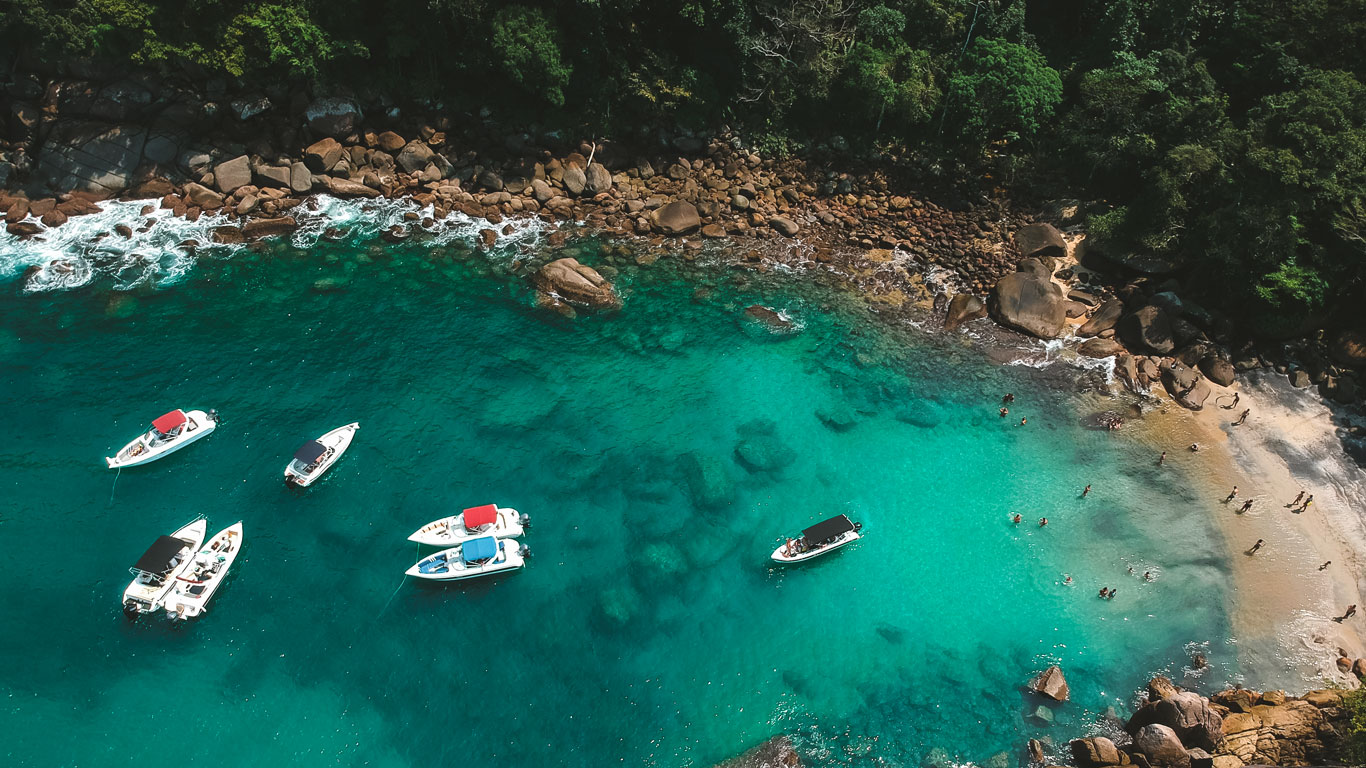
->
[396,140,434,173]
[1015,223,1066,260]
[255,165,290,188]
[531,258,620,311]
[1199,355,1235,387]
[1148,676,1180,701]
[182,182,224,209]
[305,97,363,137]
[744,305,794,333]
[1030,665,1070,702]
[944,293,987,331]
[1128,691,1223,751]
[40,209,68,228]
[651,201,701,236]
[289,161,313,194]
[6,220,41,236]
[1080,338,1125,358]
[241,217,297,240]
[210,226,245,244]
[708,735,802,768]
[990,272,1067,339]
[214,155,253,194]
[1119,305,1176,354]
[1028,704,1056,726]
[324,176,381,198]
[701,223,726,238]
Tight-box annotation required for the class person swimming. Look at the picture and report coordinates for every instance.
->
[1000,407,1009,417]
[1039,517,1048,526]
[1099,587,1109,598]
[1012,514,1022,524]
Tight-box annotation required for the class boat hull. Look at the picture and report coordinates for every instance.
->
[407,507,525,546]
[166,522,243,620]
[405,540,526,581]
[107,410,215,469]
[122,518,208,615]
[771,531,861,563]
[284,422,358,487]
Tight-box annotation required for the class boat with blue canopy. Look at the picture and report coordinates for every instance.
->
[405,535,528,581]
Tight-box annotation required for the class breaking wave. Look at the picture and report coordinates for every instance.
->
[1,195,557,293]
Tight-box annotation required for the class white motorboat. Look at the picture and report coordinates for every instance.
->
[407,504,529,546]
[107,409,217,469]
[771,514,863,563]
[123,518,208,617]
[165,521,243,620]
[284,422,358,486]
[405,536,528,581]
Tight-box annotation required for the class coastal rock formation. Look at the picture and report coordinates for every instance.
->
[1128,691,1224,750]
[651,201,701,235]
[1211,688,1346,766]
[584,162,612,195]
[1030,665,1070,701]
[1199,355,1236,387]
[1070,736,1121,767]
[305,97,363,137]
[709,735,801,768]
[38,121,145,194]
[1014,223,1067,260]
[240,217,298,240]
[1133,724,1190,768]
[214,155,253,195]
[324,176,381,198]
[1161,361,1210,410]
[304,137,344,173]
[944,293,986,331]
[1079,338,1124,358]
[1120,305,1176,354]
[989,272,1067,339]
[1079,299,1124,337]
[743,305,795,333]
[1331,328,1366,368]
[531,258,620,311]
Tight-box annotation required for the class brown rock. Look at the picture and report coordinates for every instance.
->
[214,155,253,194]
[28,198,56,216]
[532,258,620,311]
[1148,677,1180,701]
[1030,665,1070,702]
[1330,328,1366,368]
[769,216,799,236]
[40,209,69,228]
[324,176,381,198]
[584,163,612,194]
[210,226,245,244]
[289,161,313,194]
[1070,737,1122,767]
[651,201,702,236]
[304,137,344,173]
[990,272,1068,339]
[376,131,406,153]
[709,735,801,768]
[944,293,987,331]
[1199,355,1235,387]
[701,223,726,238]
[240,217,298,240]
[1161,361,1211,410]
[1120,305,1176,354]
[1132,724,1189,768]
[1080,338,1125,358]
[1015,223,1067,260]
[131,177,175,198]
[7,220,41,236]
[182,182,225,209]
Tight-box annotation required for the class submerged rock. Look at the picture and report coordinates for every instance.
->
[734,435,796,473]
[895,400,945,429]
[744,305,796,333]
[531,258,620,311]
[709,735,801,768]
[815,403,858,432]
[679,453,737,509]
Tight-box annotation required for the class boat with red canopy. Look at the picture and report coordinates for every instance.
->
[106,408,218,469]
[408,503,528,546]
[284,422,358,486]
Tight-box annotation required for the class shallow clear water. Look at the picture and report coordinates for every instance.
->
[0,205,1235,767]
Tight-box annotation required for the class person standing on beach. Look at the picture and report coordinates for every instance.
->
[1159,451,1166,465]
[1345,605,1358,620]
[1083,485,1091,498]
[1320,561,1332,570]
[1235,408,1250,426]
[1291,491,1305,507]
[1250,539,1264,553]
[1225,486,1238,502]
[1301,494,1314,512]
[1231,393,1240,409]
[1239,499,1254,513]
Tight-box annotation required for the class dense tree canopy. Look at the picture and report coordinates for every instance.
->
[2,0,1365,329]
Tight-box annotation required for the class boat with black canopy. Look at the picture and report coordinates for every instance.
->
[284,422,358,486]
[408,504,529,546]
[106,408,217,469]
[405,535,528,581]
[122,517,208,617]
[771,514,863,563]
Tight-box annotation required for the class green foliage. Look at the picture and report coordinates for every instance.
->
[944,37,1062,145]
[491,5,572,108]
[1344,685,1366,762]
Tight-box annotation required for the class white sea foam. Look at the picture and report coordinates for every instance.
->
[0,194,559,293]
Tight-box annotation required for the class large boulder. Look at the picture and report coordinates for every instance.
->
[1079,338,1125,358]
[769,216,800,237]
[324,176,380,198]
[531,258,620,311]
[651,201,701,236]
[304,137,344,173]
[1161,361,1210,410]
[944,293,987,331]
[289,161,313,194]
[38,120,147,194]
[1199,355,1235,387]
[709,735,801,768]
[241,217,298,240]
[396,141,434,174]
[181,182,224,209]
[305,97,363,137]
[1029,665,1069,701]
[1070,737,1122,767]
[1331,328,1366,369]
[563,166,587,195]
[989,272,1067,339]
[214,155,253,194]
[1014,223,1066,260]
[1079,299,1124,337]
[1132,724,1190,768]
[584,162,612,194]
[1119,305,1176,354]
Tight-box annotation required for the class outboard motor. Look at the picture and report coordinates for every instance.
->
[853,522,863,532]
[207,409,219,423]
[521,543,532,558]
[520,512,531,528]
[122,599,140,619]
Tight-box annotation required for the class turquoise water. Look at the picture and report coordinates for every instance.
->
[0,206,1235,767]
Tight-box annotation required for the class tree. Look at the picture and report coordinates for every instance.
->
[942,37,1061,146]
[491,5,572,107]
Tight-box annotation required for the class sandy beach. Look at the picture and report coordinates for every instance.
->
[1109,366,1366,689]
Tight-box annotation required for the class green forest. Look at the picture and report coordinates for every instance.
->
[3,0,1365,331]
